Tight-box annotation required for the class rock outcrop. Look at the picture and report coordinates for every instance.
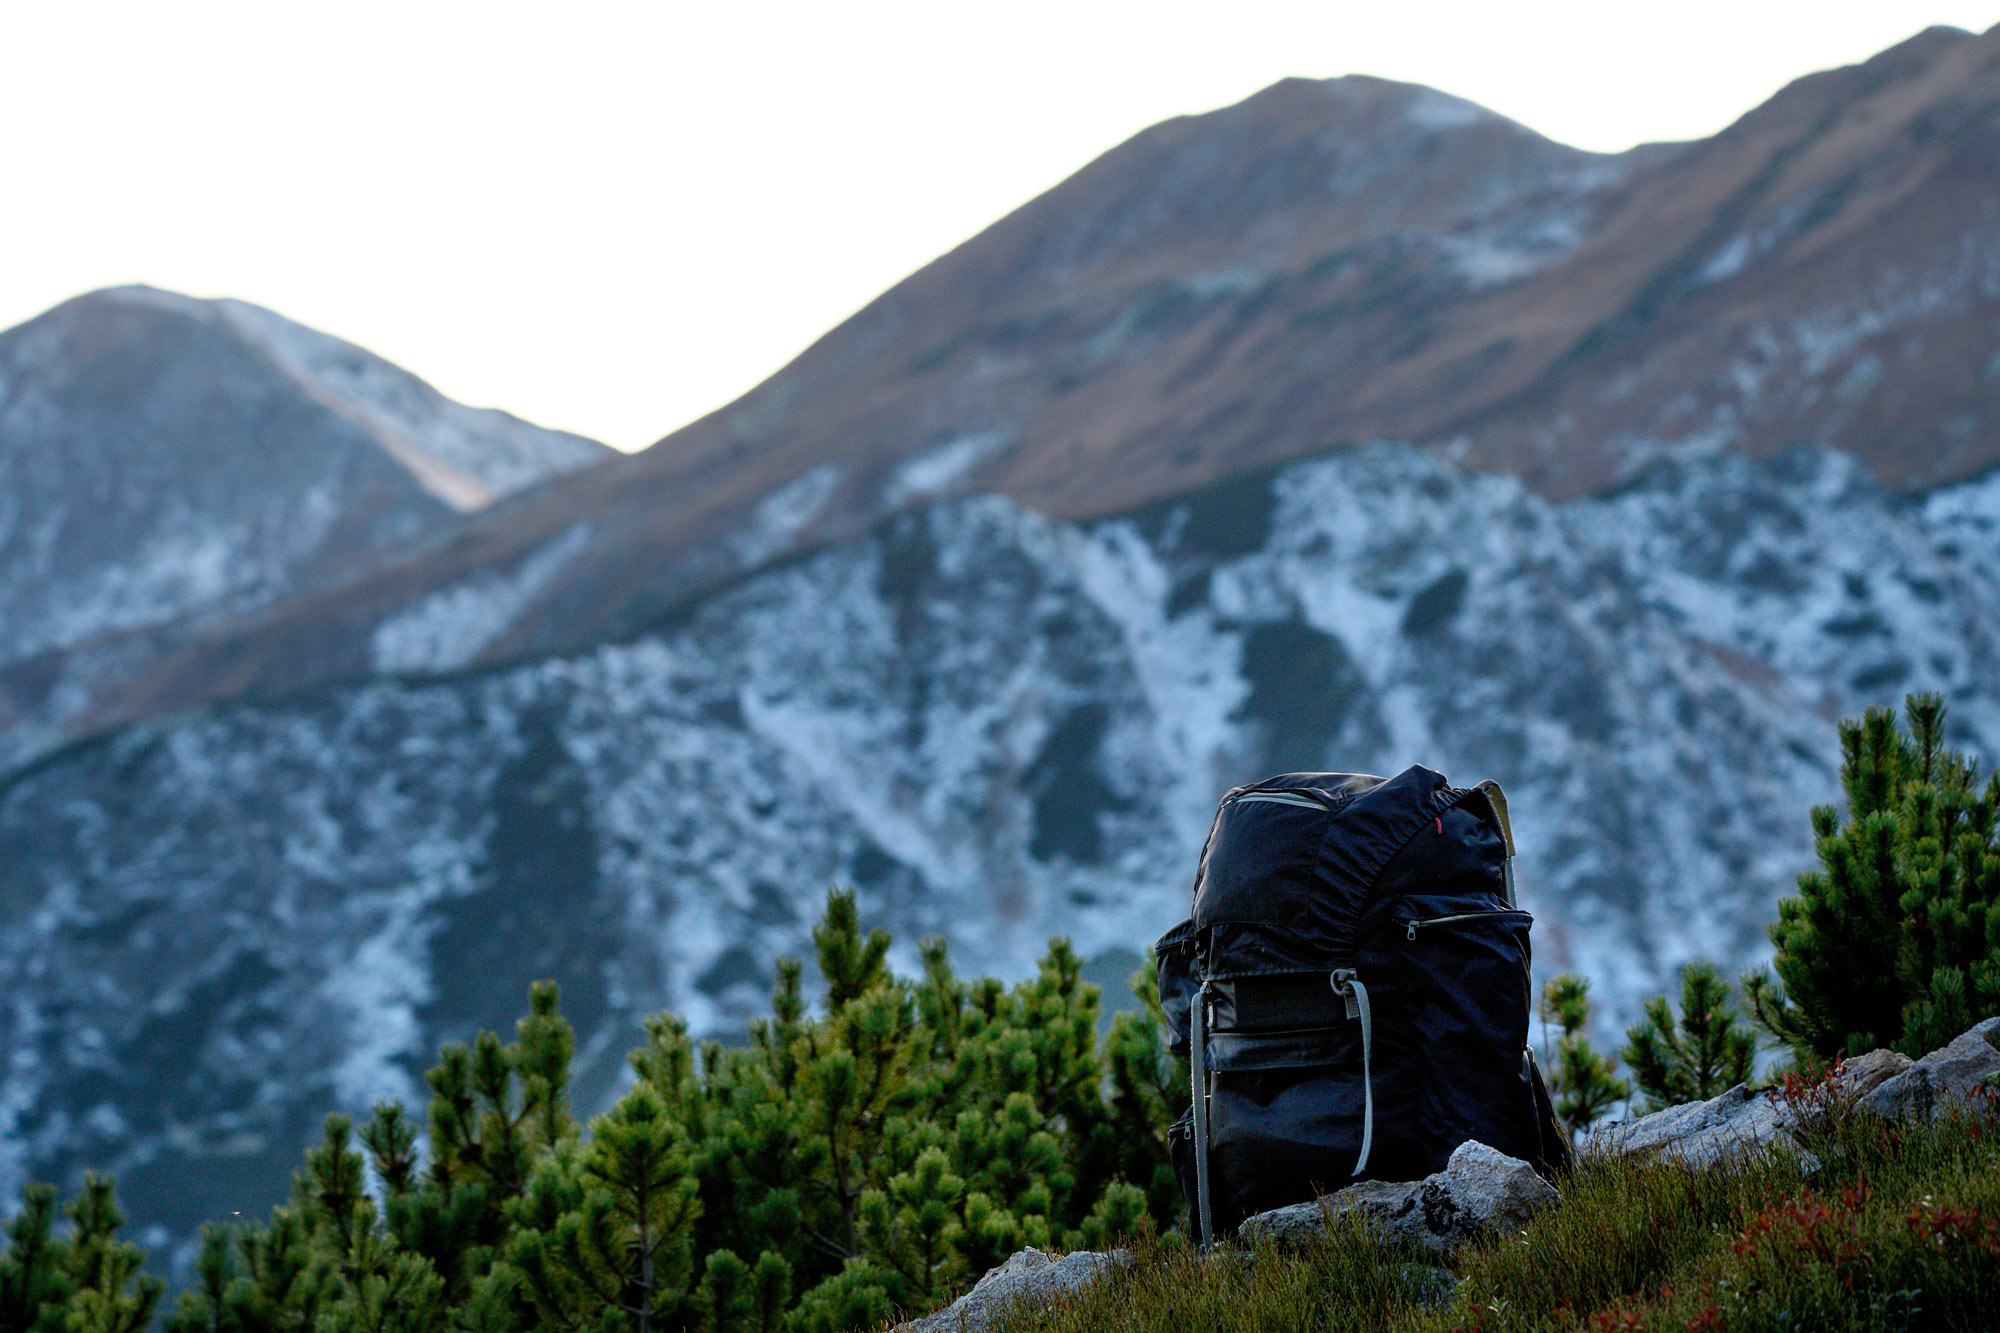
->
[1583,1082,1799,1165]
[1238,1141,1559,1256]
[1585,1017,2000,1164]
[1828,1047,1913,1099]
[895,1247,1130,1333]
[1855,1017,2000,1122]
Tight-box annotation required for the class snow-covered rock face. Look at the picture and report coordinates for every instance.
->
[4,442,1999,1270]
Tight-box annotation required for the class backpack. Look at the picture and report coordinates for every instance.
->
[1155,765,1570,1243]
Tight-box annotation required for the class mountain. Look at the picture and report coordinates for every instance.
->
[7,23,2000,1275]
[0,286,608,766]
[45,22,2000,770]
[6,442,1999,1270]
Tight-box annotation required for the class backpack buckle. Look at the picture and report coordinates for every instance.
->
[1331,968,1361,1020]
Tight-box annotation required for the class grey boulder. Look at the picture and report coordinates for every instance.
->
[896,1247,1130,1333]
[1856,1016,2000,1123]
[1583,1017,2000,1167]
[1238,1140,1558,1256]
[1583,1082,1797,1164]
[1829,1046,1913,1098]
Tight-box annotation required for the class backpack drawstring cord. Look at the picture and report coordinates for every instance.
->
[1331,969,1374,1176]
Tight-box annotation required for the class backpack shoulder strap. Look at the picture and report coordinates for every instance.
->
[1470,779,1515,857]
[1470,779,1517,906]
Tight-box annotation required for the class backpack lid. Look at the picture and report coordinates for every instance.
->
[1192,765,1464,969]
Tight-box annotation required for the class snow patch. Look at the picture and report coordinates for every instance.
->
[1405,87,1490,131]
[884,429,1016,506]
[1700,234,1753,283]
[370,524,591,674]
[6,493,342,664]
[319,897,435,1112]
[729,466,843,567]
[1436,213,1585,288]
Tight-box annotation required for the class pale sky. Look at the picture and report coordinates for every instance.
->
[6,1,1997,451]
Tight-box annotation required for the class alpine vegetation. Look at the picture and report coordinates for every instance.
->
[1747,694,2000,1065]
[979,1097,2000,1333]
[5,697,2000,1333]
[1619,963,1759,1113]
[1535,975,1628,1138]
[13,890,1180,1333]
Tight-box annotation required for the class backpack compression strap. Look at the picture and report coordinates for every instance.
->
[1330,968,1374,1176]
[1191,981,1214,1247]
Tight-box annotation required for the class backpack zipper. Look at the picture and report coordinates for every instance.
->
[1228,790,1332,812]
[1399,909,1534,941]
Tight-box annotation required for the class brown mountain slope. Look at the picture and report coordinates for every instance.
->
[1460,22,2000,491]
[26,22,2000,763]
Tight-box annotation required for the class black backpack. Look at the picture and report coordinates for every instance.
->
[1155,765,1570,1243]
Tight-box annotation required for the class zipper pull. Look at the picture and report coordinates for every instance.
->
[1405,920,1418,941]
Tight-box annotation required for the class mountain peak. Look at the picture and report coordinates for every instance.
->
[980,70,1590,290]
[0,288,608,725]
[48,285,607,512]
[1245,73,1511,135]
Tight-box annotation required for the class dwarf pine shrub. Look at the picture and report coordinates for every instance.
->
[1619,962,1757,1112]
[137,888,1182,1333]
[0,1175,161,1333]
[1747,693,2000,1065]
[1536,974,1628,1136]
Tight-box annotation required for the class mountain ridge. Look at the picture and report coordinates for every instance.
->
[19,23,1997,777]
